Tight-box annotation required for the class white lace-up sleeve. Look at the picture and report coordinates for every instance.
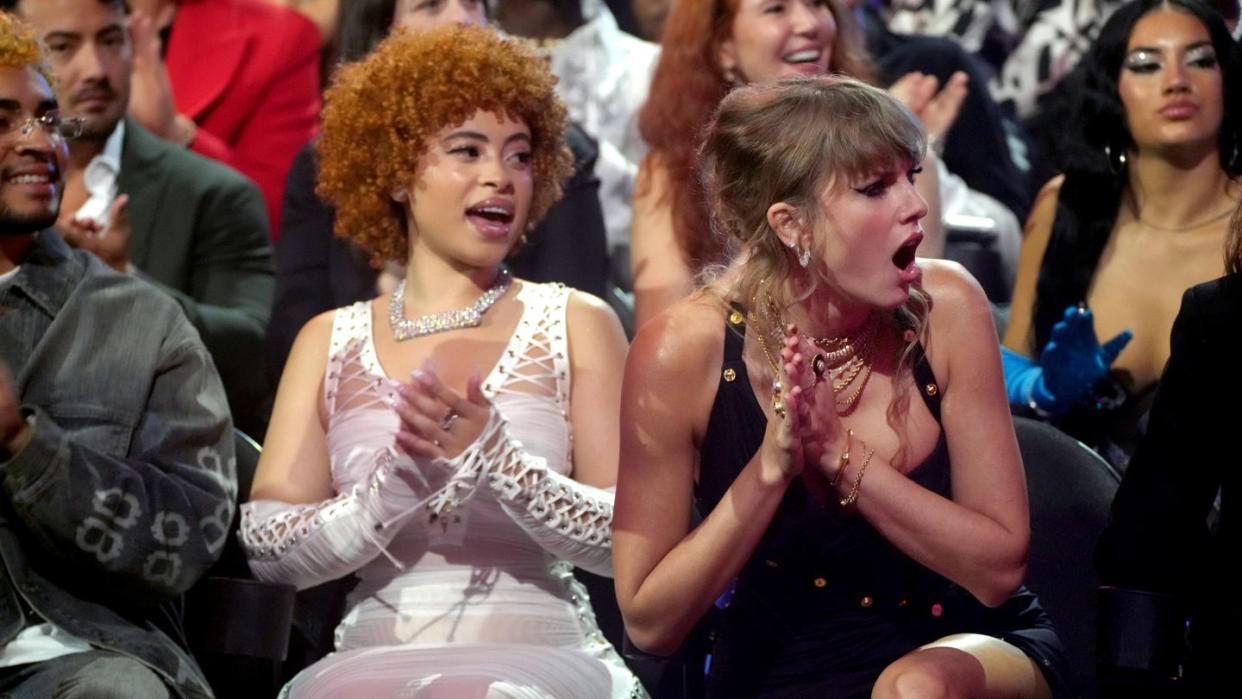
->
[429,409,614,577]
[239,448,443,589]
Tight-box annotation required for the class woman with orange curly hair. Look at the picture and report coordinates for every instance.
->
[237,25,641,697]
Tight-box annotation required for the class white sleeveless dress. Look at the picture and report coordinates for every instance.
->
[281,282,643,698]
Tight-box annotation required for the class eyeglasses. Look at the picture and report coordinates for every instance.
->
[0,113,85,142]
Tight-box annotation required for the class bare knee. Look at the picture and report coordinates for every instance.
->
[872,648,986,699]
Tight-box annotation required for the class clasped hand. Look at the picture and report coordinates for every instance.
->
[760,326,848,499]
[394,366,492,461]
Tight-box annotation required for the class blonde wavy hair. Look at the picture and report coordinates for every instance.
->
[700,76,933,465]
[316,24,573,262]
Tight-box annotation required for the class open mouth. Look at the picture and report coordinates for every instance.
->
[466,205,514,224]
[466,199,516,240]
[892,234,921,270]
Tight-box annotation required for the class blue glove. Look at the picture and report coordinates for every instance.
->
[1003,305,1133,416]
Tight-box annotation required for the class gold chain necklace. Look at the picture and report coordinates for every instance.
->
[751,293,877,416]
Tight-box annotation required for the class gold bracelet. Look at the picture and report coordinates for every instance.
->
[829,429,853,487]
[839,444,874,508]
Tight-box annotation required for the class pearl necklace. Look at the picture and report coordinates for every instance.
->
[388,269,512,341]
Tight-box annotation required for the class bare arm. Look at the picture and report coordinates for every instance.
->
[566,291,630,488]
[249,312,335,505]
[613,301,804,654]
[631,158,696,331]
[1003,176,1063,354]
[821,261,1030,606]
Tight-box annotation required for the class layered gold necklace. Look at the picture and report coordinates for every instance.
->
[752,292,879,416]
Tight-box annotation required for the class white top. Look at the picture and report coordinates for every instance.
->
[280,281,643,698]
[72,120,125,226]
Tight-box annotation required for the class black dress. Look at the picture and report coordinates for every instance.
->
[694,308,1071,697]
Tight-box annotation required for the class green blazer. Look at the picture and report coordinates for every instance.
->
[118,118,274,437]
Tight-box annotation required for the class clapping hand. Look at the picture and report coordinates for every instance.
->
[1034,305,1132,413]
[394,366,492,461]
[887,70,969,145]
[59,194,131,273]
[778,326,849,506]
[758,325,809,486]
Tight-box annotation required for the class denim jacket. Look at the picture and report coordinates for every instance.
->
[0,230,235,698]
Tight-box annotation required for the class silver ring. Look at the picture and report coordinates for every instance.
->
[439,410,459,432]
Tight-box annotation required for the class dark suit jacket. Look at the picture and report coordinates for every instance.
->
[167,0,322,235]
[266,124,609,381]
[118,118,275,437]
[1097,272,1241,689]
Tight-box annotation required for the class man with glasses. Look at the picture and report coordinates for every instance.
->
[2,0,276,439]
[0,12,232,697]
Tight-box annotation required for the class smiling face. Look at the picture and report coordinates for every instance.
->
[393,0,488,33]
[718,0,835,83]
[1118,7,1223,154]
[0,66,68,237]
[398,109,533,268]
[811,158,928,310]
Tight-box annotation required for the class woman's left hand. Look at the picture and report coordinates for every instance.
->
[779,326,848,499]
[394,368,492,460]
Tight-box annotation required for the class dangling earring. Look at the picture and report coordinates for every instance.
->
[1104,142,1126,175]
[392,188,409,202]
[1229,136,1240,171]
[722,66,739,86]
[797,246,811,268]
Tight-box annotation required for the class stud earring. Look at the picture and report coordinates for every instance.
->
[392,188,409,202]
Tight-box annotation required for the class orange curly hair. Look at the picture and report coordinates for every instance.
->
[317,25,573,262]
[0,12,52,84]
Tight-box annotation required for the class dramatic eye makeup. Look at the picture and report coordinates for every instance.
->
[1124,42,1218,73]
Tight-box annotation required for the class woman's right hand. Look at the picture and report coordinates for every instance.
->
[758,326,808,486]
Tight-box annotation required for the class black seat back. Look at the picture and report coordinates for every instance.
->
[1015,417,1120,697]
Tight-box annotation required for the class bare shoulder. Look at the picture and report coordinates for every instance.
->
[565,288,624,331]
[920,258,990,314]
[635,154,672,201]
[564,289,628,361]
[1026,175,1065,238]
[919,260,998,374]
[286,308,338,369]
[627,293,725,387]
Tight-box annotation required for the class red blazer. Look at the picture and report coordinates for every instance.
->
[167,0,321,238]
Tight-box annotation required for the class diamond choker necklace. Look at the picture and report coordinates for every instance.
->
[389,269,512,341]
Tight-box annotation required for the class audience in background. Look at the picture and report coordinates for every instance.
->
[1004,0,1241,467]
[6,0,276,439]
[631,0,974,328]
[497,0,659,258]
[0,13,235,696]
[125,0,321,236]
